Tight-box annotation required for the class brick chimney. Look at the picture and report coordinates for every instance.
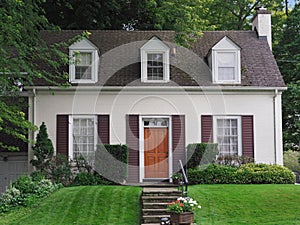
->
[252,6,272,50]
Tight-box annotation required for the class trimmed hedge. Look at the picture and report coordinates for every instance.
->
[187,143,218,168]
[94,144,128,183]
[188,163,295,184]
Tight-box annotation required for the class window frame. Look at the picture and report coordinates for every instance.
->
[213,116,242,156]
[140,37,170,83]
[68,115,98,162]
[69,49,98,83]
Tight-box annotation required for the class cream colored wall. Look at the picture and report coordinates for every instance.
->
[34,89,281,164]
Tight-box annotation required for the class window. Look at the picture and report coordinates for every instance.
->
[147,53,164,80]
[69,116,97,164]
[69,38,99,83]
[209,36,241,84]
[141,37,170,82]
[214,116,242,156]
[75,52,92,80]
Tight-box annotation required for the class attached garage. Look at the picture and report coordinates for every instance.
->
[0,152,28,194]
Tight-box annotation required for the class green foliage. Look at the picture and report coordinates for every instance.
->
[283,150,300,172]
[30,122,54,171]
[47,154,72,186]
[95,144,128,183]
[0,175,59,212]
[188,163,295,184]
[187,143,218,168]
[274,3,300,151]
[167,197,201,214]
[72,172,114,186]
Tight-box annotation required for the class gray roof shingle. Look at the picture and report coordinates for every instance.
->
[38,30,285,87]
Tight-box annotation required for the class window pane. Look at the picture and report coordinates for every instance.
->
[217,118,239,156]
[73,117,95,164]
[217,52,235,66]
[219,67,235,80]
[147,53,163,80]
[75,52,92,80]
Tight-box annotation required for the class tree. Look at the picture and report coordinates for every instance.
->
[0,0,87,150]
[30,122,54,172]
[274,3,300,151]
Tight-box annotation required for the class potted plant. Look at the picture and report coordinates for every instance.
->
[171,173,182,184]
[167,197,201,224]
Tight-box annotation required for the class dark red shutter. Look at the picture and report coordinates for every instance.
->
[98,115,110,144]
[172,115,186,171]
[242,116,254,158]
[201,115,213,143]
[126,115,139,183]
[56,115,69,157]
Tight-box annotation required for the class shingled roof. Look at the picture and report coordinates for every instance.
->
[38,30,285,87]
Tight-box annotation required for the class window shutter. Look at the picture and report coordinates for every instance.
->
[56,115,69,156]
[242,116,254,158]
[172,115,185,171]
[98,115,110,144]
[126,115,139,183]
[201,115,213,143]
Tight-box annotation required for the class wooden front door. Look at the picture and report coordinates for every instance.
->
[144,127,169,178]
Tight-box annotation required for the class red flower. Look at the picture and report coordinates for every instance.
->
[180,203,184,207]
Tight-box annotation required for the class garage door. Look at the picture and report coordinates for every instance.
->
[0,153,28,194]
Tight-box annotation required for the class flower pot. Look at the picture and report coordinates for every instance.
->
[170,212,194,225]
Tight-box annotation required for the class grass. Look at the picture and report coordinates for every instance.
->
[190,184,300,225]
[0,185,142,225]
[0,184,299,225]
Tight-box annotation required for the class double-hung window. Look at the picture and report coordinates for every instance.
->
[214,116,242,156]
[141,37,170,82]
[209,36,241,84]
[69,38,99,83]
[69,116,97,164]
[147,53,164,80]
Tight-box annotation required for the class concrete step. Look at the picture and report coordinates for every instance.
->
[142,195,178,203]
[143,187,181,196]
[142,208,169,216]
[143,214,170,224]
[143,202,168,209]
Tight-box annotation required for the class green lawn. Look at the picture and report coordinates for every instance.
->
[190,184,300,225]
[0,186,142,225]
[0,184,299,225]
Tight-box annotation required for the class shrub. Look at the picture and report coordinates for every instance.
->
[47,154,72,186]
[0,175,59,212]
[188,163,295,184]
[95,144,128,183]
[187,143,218,169]
[283,150,300,173]
[72,172,114,186]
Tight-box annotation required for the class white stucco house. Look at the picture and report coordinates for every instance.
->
[0,8,286,187]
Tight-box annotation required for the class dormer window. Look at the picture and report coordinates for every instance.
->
[209,37,241,84]
[69,38,99,83]
[141,37,170,82]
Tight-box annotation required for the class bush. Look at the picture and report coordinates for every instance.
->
[187,143,218,169]
[283,150,300,173]
[95,144,128,183]
[0,175,59,212]
[72,172,114,186]
[188,163,295,184]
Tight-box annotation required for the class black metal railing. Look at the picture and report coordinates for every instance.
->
[178,160,188,197]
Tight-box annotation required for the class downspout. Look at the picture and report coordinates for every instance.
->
[28,88,36,172]
[273,89,278,164]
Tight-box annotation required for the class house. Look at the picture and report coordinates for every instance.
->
[0,8,286,187]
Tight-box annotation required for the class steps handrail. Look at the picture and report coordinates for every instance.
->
[179,159,188,196]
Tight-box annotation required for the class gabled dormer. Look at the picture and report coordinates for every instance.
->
[140,37,170,82]
[208,36,241,84]
[69,38,99,83]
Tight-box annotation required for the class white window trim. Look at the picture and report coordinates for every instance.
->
[139,116,172,183]
[68,115,98,160]
[212,49,241,84]
[69,49,99,83]
[140,38,170,83]
[213,116,242,156]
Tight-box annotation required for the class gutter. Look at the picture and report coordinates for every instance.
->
[273,89,278,164]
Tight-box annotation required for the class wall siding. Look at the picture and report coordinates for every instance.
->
[172,115,186,172]
[201,115,213,143]
[56,115,69,156]
[242,115,254,158]
[126,115,139,183]
[98,115,110,144]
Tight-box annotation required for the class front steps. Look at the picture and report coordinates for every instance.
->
[141,187,181,225]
